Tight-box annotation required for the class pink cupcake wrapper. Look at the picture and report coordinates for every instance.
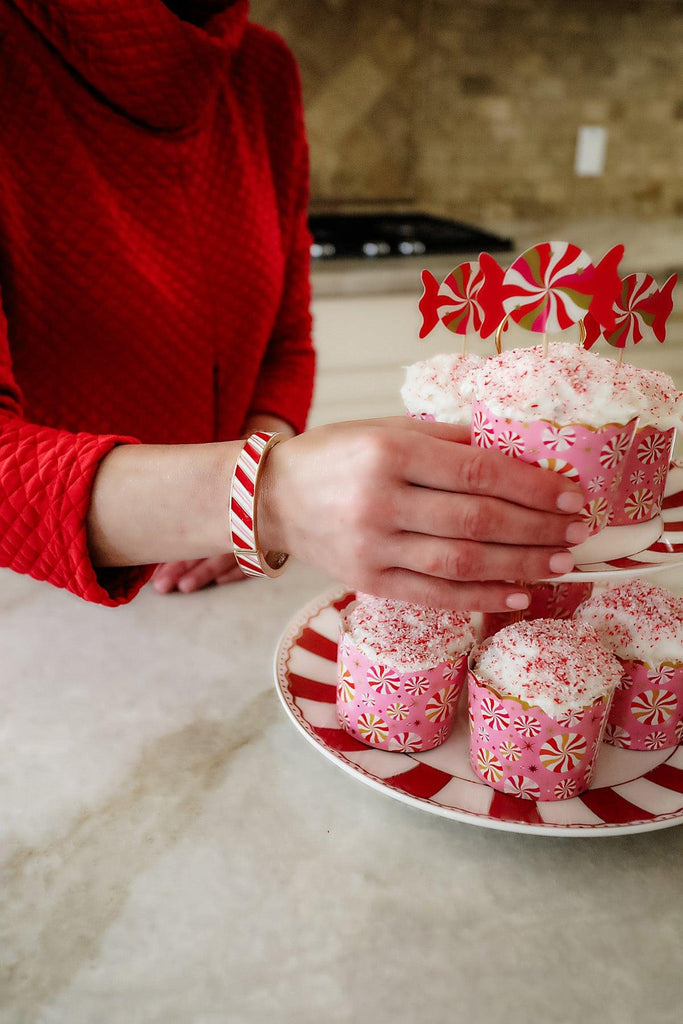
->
[467,670,612,801]
[481,581,593,641]
[605,659,683,751]
[471,400,639,535]
[336,626,469,752]
[609,426,676,526]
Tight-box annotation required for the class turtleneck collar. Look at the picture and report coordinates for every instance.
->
[11,0,249,130]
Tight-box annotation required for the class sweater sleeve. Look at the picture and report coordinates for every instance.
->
[243,38,315,435]
[0,289,153,606]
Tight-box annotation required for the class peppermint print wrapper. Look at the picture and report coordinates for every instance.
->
[470,399,638,537]
[336,628,468,753]
[604,660,683,751]
[481,581,593,641]
[467,671,612,801]
[609,426,675,526]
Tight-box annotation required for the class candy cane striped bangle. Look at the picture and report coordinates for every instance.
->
[229,431,289,579]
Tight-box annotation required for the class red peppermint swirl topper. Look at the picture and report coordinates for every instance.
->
[498,241,623,334]
[418,254,504,340]
[583,272,678,350]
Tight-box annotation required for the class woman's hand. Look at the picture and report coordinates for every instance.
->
[151,554,245,594]
[258,417,590,613]
[89,416,589,613]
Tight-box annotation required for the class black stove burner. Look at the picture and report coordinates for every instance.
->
[308,212,512,260]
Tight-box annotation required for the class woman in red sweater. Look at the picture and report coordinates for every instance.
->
[0,0,588,612]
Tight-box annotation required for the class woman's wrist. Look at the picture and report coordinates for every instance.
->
[88,440,245,567]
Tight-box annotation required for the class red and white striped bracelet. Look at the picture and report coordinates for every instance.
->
[229,431,289,579]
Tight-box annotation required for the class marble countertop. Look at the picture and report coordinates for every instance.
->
[2,555,682,1024]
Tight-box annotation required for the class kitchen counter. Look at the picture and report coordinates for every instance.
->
[312,216,683,297]
[1,554,682,1024]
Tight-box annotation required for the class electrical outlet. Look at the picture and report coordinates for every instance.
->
[575,126,607,177]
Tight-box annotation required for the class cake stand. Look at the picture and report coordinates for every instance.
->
[274,466,683,836]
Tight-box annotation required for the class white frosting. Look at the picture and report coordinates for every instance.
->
[574,580,683,665]
[612,363,683,429]
[472,619,622,715]
[401,352,483,426]
[343,593,474,672]
[464,343,643,426]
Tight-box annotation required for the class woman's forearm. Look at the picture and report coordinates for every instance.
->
[87,441,244,567]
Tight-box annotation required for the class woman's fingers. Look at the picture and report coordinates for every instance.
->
[152,559,201,593]
[215,565,247,586]
[396,487,591,548]
[391,533,575,585]
[366,568,532,614]
[398,431,585,514]
[152,554,241,593]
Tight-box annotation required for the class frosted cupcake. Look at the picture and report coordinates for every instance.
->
[337,594,474,752]
[464,342,642,563]
[575,580,683,750]
[468,619,621,800]
[609,364,682,529]
[401,352,484,425]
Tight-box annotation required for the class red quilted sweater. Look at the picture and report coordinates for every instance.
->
[0,0,315,605]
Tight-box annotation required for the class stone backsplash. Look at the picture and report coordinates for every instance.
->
[250,0,683,230]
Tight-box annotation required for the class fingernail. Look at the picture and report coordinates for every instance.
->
[566,521,591,545]
[506,592,530,610]
[557,491,585,513]
[178,579,196,593]
[154,580,171,594]
[549,551,575,575]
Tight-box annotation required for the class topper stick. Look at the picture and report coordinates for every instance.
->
[495,313,512,355]
[578,320,587,348]
[542,331,548,358]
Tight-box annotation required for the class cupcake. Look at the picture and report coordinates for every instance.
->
[575,580,683,751]
[608,364,681,527]
[401,352,483,426]
[337,593,474,752]
[468,619,622,800]
[464,342,642,563]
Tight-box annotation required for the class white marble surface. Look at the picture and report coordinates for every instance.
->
[1,555,682,1024]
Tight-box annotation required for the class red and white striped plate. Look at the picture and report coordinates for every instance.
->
[275,586,683,837]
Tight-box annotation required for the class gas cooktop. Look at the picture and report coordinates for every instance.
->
[308,212,512,260]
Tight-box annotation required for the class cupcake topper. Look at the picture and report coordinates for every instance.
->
[500,241,623,356]
[418,254,504,350]
[583,271,678,362]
